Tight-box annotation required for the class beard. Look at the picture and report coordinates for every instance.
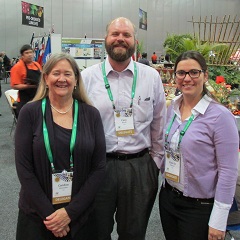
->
[105,42,136,62]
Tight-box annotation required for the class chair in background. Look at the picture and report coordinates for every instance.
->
[4,89,18,135]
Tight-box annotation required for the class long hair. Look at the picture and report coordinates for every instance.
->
[174,50,217,101]
[32,53,92,105]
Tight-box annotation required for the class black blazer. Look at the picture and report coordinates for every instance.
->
[15,98,106,237]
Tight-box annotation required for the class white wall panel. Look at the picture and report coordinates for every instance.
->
[92,0,104,38]
[72,0,84,38]
[82,0,93,38]
[62,0,73,37]
[102,0,112,31]
[111,0,122,19]
[51,0,63,37]
[0,0,239,59]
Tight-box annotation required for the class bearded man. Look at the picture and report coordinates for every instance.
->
[81,17,166,240]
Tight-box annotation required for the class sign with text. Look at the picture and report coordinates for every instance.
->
[22,1,44,28]
[62,38,106,59]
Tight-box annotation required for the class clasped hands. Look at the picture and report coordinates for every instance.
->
[44,208,71,238]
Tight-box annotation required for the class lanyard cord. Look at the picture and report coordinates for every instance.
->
[101,61,137,109]
[41,98,78,172]
[165,113,194,150]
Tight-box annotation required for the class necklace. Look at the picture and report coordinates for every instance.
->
[50,101,73,114]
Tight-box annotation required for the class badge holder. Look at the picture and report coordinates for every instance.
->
[114,108,135,136]
[52,169,73,205]
[165,148,181,182]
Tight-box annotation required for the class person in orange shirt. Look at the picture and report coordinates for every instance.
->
[151,52,158,64]
[11,44,42,118]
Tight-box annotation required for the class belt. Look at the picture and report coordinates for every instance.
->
[164,181,214,204]
[106,148,148,160]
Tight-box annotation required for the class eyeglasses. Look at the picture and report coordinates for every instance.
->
[175,69,205,80]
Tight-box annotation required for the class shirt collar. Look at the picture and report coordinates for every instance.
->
[104,56,134,76]
[172,94,212,117]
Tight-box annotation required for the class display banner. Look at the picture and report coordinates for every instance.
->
[43,36,51,64]
[22,1,44,28]
[62,38,106,59]
[139,8,147,30]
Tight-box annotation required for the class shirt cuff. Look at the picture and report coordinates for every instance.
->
[208,200,231,231]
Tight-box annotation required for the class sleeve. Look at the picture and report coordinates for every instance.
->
[15,106,55,219]
[149,70,167,170]
[209,109,239,230]
[209,200,231,231]
[10,62,25,86]
[64,109,106,221]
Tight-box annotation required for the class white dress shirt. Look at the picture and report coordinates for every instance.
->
[81,57,166,168]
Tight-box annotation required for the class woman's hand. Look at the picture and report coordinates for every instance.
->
[52,225,70,238]
[208,226,225,240]
[44,208,71,233]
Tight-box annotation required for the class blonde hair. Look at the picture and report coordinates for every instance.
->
[32,53,92,105]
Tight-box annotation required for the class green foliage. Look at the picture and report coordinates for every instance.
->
[208,65,240,86]
[163,33,230,63]
[136,40,144,55]
[207,79,230,104]
[163,34,194,62]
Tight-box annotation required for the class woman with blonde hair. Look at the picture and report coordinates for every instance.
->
[15,53,106,240]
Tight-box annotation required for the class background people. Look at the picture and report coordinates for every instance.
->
[138,52,150,66]
[0,51,12,72]
[151,51,158,64]
[0,57,4,80]
[81,17,166,240]
[159,50,239,240]
[10,44,42,118]
[15,53,106,240]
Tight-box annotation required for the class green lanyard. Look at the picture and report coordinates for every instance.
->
[101,61,138,109]
[41,98,78,172]
[165,113,194,150]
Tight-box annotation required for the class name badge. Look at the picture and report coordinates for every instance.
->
[114,108,134,136]
[52,170,73,205]
[165,149,180,182]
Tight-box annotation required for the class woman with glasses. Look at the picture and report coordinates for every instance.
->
[159,50,239,240]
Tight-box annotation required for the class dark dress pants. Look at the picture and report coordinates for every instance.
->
[159,185,214,240]
[95,153,159,240]
[16,209,97,240]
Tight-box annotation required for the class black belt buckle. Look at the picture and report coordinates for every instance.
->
[116,154,127,160]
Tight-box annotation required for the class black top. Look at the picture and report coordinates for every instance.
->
[15,98,106,237]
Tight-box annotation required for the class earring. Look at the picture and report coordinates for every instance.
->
[74,86,76,90]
